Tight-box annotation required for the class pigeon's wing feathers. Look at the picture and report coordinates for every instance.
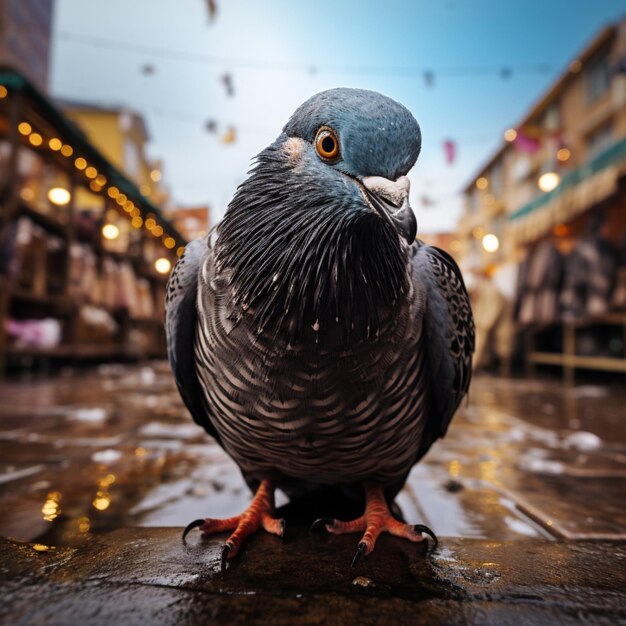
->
[411,242,474,456]
[165,237,222,444]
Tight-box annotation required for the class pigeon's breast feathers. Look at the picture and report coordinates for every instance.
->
[214,88,422,345]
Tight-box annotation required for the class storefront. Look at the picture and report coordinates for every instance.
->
[510,137,626,382]
[0,67,185,371]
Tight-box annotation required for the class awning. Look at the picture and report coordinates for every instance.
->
[509,137,626,244]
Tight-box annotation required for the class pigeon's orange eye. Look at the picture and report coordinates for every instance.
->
[315,128,340,160]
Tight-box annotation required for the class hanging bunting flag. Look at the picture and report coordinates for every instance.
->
[514,129,541,153]
[221,126,237,144]
[206,0,218,22]
[420,194,436,208]
[443,139,456,165]
[221,73,235,97]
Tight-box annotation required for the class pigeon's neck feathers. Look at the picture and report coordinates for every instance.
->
[215,142,409,344]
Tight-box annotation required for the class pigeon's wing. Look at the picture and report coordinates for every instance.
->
[410,242,474,458]
[165,236,222,444]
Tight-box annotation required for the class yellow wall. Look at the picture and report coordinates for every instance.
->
[62,108,158,196]
[64,110,126,172]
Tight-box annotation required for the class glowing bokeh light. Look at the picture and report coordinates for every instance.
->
[482,233,500,253]
[503,128,517,142]
[48,187,71,206]
[538,171,560,192]
[102,224,120,240]
[155,257,172,274]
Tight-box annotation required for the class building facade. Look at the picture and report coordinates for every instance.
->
[0,0,54,93]
[459,19,626,276]
[59,101,170,206]
[458,18,626,379]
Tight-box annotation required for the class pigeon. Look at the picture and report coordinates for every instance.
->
[166,88,474,570]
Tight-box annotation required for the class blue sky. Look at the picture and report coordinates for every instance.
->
[50,0,626,232]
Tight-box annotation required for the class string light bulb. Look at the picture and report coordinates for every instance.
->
[476,177,488,190]
[155,257,172,274]
[102,224,120,240]
[557,147,571,162]
[48,187,71,206]
[482,233,500,253]
[538,171,560,192]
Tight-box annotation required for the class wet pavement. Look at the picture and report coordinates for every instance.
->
[0,363,625,623]
[2,528,626,625]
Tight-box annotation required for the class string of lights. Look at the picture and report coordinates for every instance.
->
[57,31,557,79]
[6,87,185,261]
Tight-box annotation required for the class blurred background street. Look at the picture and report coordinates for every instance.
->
[1,1,626,623]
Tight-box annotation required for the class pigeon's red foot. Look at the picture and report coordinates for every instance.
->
[182,479,284,572]
[312,483,437,567]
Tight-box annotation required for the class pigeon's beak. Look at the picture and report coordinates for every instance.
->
[362,175,417,245]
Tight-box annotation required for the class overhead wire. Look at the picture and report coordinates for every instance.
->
[57,31,557,78]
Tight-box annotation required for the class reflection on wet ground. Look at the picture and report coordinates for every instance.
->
[0,362,624,547]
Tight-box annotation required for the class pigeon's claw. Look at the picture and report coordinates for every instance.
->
[314,483,436,566]
[414,523,438,546]
[182,518,205,544]
[182,479,284,570]
[351,542,367,568]
[221,543,232,575]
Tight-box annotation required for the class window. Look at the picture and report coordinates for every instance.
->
[587,122,613,159]
[465,189,479,215]
[585,50,612,104]
[124,138,141,183]
[490,160,504,198]
[544,104,560,133]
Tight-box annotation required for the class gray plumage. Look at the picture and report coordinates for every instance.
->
[166,88,474,501]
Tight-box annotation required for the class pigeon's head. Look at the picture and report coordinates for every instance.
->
[281,88,420,244]
[217,88,422,342]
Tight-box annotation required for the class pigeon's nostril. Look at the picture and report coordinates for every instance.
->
[362,175,410,207]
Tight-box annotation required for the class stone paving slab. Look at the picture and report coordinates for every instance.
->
[1,527,625,625]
